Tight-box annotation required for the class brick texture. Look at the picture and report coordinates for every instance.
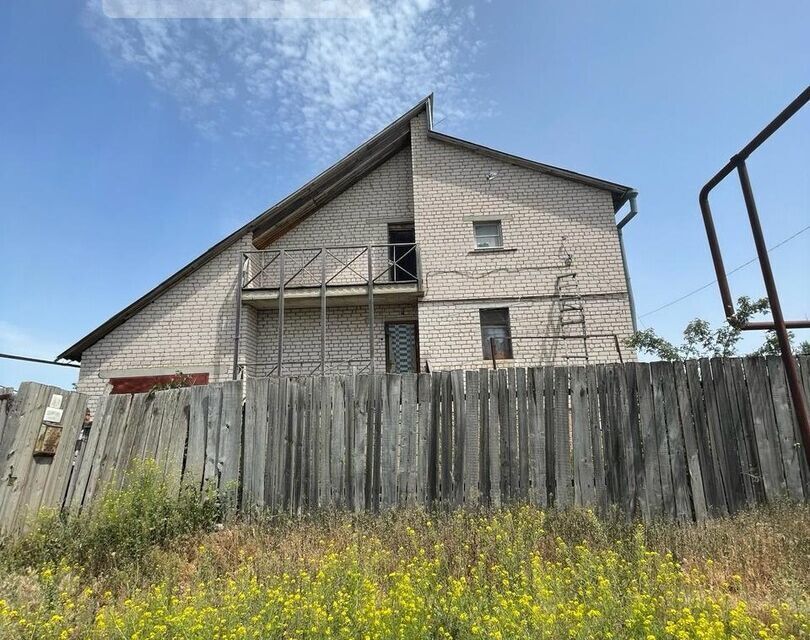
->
[409,112,634,369]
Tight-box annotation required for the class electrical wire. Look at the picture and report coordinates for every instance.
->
[639,223,810,320]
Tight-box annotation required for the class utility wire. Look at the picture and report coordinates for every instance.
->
[639,223,810,320]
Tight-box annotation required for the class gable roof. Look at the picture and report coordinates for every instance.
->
[58,95,634,362]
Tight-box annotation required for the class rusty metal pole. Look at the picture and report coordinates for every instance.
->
[736,159,810,465]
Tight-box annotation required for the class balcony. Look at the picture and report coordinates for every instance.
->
[240,243,423,309]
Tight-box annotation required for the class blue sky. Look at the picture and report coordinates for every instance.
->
[1,0,808,390]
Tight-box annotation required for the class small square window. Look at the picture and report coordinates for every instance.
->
[480,307,513,360]
[473,220,503,249]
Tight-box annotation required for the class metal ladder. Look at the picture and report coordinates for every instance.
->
[555,272,589,364]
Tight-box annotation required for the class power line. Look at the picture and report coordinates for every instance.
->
[639,223,810,320]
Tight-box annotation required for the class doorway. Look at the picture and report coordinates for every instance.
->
[385,321,419,373]
[387,223,417,283]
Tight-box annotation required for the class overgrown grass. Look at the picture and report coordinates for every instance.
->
[0,465,807,639]
[0,460,221,575]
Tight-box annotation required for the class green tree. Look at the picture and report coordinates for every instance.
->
[627,296,808,361]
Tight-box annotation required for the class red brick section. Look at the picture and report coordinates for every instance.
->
[109,373,209,395]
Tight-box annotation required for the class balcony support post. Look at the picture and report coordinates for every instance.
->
[367,246,375,374]
[232,253,245,380]
[320,246,327,375]
[277,249,285,378]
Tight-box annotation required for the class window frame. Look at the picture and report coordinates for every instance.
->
[479,307,513,360]
[472,220,504,250]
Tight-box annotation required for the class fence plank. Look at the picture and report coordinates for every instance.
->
[685,360,723,515]
[650,362,676,520]
[204,384,224,491]
[478,370,491,504]
[317,377,331,509]
[766,356,804,500]
[89,393,133,507]
[218,380,242,512]
[401,373,418,506]
[660,362,691,521]
[417,373,432,506]
[381,374,400,508]
[710,358,746,512]
[701,358,733,515]
[719,358,755,506]
[516,368,530,501]
[440,371,453,505]
[330,376,345,507]
[586,367,605,513]
[553,367,571,508]
[527,368,547,507]
[36,391,88,515]
[744,357,787,501]
[725,358,761,505]
[2,385,57,528]
[341,375,353,511]
[451,370,466,507]
[673,363,707,522]
[488,370,501,508]
[243,378,265,511]
[571,366,595,507]
[544,367,557,505]
[797,356,810,495]
[497,369,510,502]
[636,363,660,520]
[616,364,637,518]
[464,370,480,506]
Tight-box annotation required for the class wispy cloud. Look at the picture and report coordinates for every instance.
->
[84,0,483,159]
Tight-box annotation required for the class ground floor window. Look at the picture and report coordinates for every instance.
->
[109,372,209,395]
[480,308,513,360]
[386,322,419,373]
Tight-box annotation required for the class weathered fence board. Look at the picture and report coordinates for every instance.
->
[2,356,808,532]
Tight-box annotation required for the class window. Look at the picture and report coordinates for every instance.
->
[480,308,513,360]
[473,220,503,249]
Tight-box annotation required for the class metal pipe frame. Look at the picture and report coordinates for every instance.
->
[698,85,810,465]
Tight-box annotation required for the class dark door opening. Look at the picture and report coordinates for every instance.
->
[385,321,419,373]
[387,223,417,283]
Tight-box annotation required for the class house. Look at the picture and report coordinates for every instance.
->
[58,96,639,402]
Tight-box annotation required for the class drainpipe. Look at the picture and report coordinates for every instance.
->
[616,190,639,332]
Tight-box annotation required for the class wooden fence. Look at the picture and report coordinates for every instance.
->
[0,356,808,532]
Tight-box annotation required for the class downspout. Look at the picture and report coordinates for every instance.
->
[616,190,639,332]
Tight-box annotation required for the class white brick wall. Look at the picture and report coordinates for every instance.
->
[409,112,634,368]
[77,234,254,399]
[255,304,417,376]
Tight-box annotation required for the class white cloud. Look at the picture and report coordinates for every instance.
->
[84,0,483,159]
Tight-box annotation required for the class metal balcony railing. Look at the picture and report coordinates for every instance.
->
[241,243,422,292]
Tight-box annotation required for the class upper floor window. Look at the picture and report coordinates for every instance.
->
[480,307,513,360]
[473,220,503,249]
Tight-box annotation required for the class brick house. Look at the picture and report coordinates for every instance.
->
[59,96,639,401]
